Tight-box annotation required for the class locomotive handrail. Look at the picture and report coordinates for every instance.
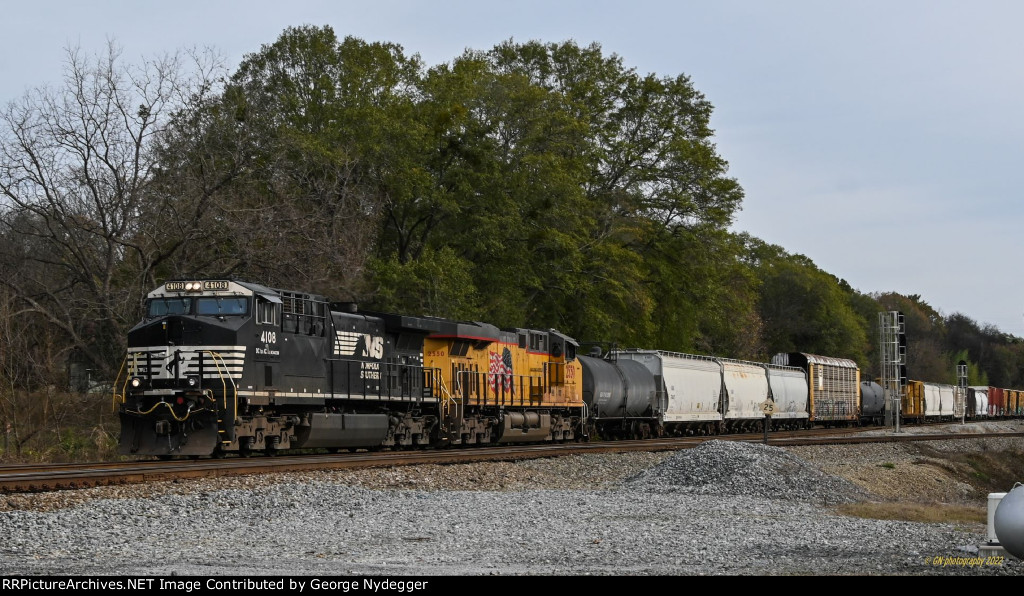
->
[197,350,238,424]
[434,371,460,436]
[437,371,458,415]
[452,369,473,403]
[112,352,145,411]
[111,355,130,411]
[456,369,541,407]
[325,357,434,401]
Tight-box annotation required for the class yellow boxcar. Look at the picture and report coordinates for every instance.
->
[872,378,924,422]
[1008,389,1022,417]
[421,319,584,445]
[902,380,926,422]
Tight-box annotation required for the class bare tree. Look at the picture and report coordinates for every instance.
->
[0,40,226,381]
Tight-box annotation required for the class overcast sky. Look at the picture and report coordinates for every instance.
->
[4,1,1023,335]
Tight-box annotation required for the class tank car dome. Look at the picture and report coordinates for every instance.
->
[860,381,885,417]
[995,484,1024,559]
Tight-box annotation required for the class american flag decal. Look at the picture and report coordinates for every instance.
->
[489,348,514,394]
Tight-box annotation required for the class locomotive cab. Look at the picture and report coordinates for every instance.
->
[116,280,275,456]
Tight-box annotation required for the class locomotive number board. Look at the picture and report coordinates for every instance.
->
[165,280,231,292]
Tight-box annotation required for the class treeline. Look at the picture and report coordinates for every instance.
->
[0,26,1021,459]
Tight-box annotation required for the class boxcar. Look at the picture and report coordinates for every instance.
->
[989,387,1006,417]
[771,353,860,425]
[968,386,989,419]
[903,380,927,422]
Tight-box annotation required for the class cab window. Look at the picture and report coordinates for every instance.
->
[147,298,191,317]
[196,297,248,316]
[256,297,279,326]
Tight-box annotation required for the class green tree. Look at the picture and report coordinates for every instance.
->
[743,237,870,365]
[950,348,989,387]
[843,281,883,378]
[875,293,948,383]
[455,40,745,343]
[160,25,424,299]
[643,229,762,359]
[387,48,594,326]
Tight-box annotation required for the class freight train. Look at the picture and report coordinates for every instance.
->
[113,279,1016,458]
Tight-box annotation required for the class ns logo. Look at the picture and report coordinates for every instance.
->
[335,331,384,359]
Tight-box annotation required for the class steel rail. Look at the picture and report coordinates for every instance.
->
[1,428,1021,494]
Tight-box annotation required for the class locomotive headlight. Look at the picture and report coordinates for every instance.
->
[186,375,199,388]
[130,377,142,388]
[185,281,201,291]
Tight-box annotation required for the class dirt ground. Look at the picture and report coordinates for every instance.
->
[787,420,1024,508]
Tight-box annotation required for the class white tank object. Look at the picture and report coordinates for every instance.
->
[988,493,1006,543]
[994,484,1024,559]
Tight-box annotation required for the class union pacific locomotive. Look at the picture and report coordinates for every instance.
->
[115,280,584,457]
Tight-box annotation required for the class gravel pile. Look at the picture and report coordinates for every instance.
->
[625,440,872,505]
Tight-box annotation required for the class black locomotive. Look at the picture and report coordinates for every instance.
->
[115,279,585,457]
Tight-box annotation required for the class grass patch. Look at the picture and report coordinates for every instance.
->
[879,462,896,469]
[966,459,991,482]
[834,501,985,524]
[915,445,1024,497]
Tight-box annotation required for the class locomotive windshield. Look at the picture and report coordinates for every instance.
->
[147,296,249,317]
[196,297,248,315]
[147,298,192,316]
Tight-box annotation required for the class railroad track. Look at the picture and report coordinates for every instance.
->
[1,427,1021,494]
